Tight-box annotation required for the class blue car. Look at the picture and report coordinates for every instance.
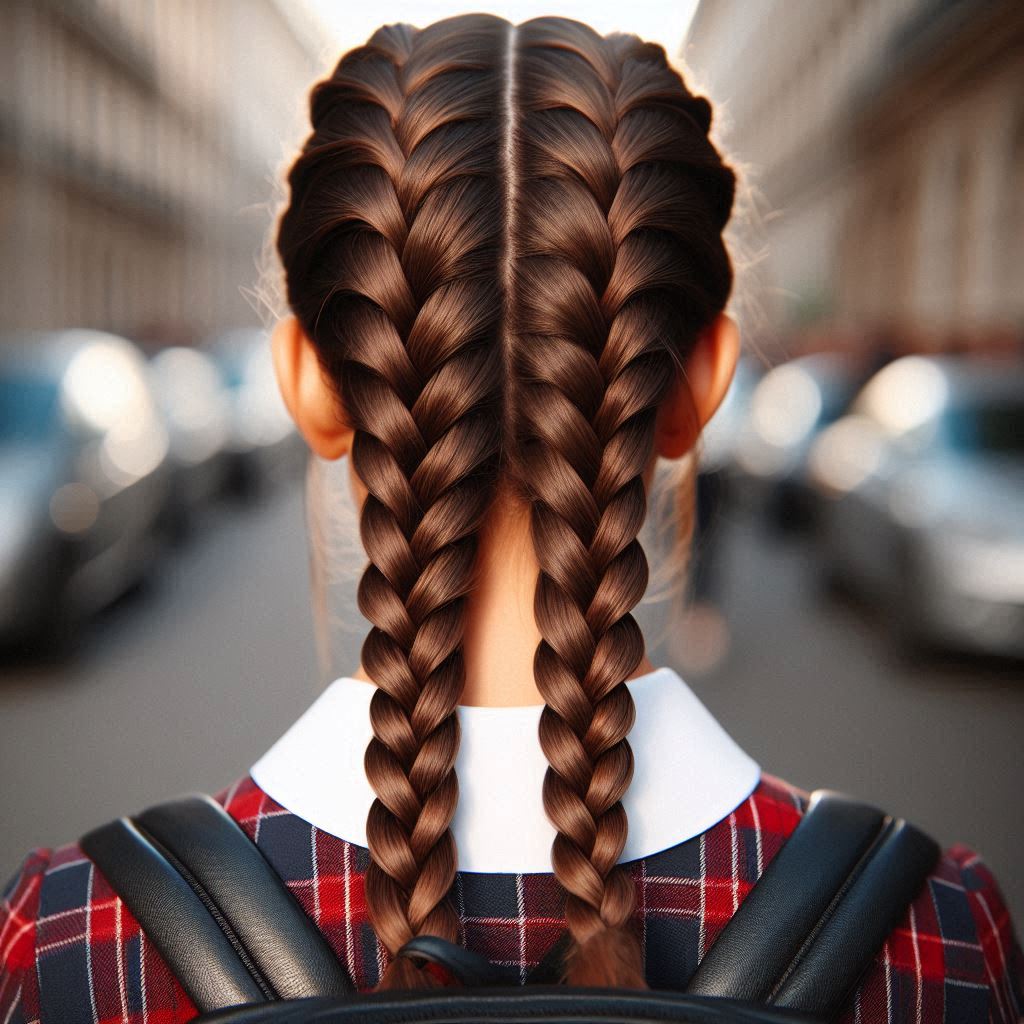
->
[0,330,171,646]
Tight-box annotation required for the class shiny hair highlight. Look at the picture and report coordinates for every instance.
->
[275,13,734,990]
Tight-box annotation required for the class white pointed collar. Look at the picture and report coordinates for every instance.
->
[250,665,760,874]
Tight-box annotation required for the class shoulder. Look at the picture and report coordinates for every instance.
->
[734,772,809,839]
[216,774,372,968]
[692,775,1023,1022]
[1,835,198,1023]
[217,772,325,856]
[0,781,283,1024]
[841,842,1024,1023]
[636,772,808,989]
[690,770,810,886]
[1,847,49,1022]
[937,845,1022,1021]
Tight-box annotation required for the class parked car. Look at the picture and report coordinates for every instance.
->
[203,328,303,496]
[733,353,863,531]
[0,329,171,645]
[690,356,763,600]
[808,355,1024,658]
[700,354,763,478]
[148,346,232,536]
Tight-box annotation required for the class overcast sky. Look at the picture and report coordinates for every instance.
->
[301,0,700,57]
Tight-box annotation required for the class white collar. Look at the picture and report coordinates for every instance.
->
[251,665,759,874]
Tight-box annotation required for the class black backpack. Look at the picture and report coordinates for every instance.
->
[80,789,939,1023]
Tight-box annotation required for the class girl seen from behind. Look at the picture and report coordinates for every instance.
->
[1,15,1021,1023]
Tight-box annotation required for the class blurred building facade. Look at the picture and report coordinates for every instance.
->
[0,0,328,347]
[685,0,1024,351]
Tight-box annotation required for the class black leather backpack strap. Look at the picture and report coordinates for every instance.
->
[397,935,520,987]
[685,789,940,1018]
[81,794,353,1013]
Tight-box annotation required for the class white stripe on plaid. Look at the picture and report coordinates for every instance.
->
[139,929,148,1024]
[750,795,764,876]
[976,888,1014,1021]
[883,938,893,1024]
[115,896,129,1022]
[0,885,35,966]
[310,826,321,926]
[515,874,526,984]
[697,833,707,959]
[729,812,739,914]
[909,902,922,1024]
[1,984,22,1024]
[342,840,357,984]
[84,864,99,1024]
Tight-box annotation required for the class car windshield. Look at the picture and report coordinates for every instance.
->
[943,398,1024,456]
[0,376,61,442]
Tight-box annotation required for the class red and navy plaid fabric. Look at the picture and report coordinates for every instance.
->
[2,772,1022,1023]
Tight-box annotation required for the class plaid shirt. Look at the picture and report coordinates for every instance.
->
[2,772,1021,1023]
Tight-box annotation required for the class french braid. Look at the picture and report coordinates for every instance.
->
[276,15,510,989]
[506,18,735,985]
[277,13,735,992]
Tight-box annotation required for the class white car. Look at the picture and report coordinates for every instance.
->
[809,355,1024,658]
[203,328,304,497]
[734,353,862,531]
[149,346,232,535]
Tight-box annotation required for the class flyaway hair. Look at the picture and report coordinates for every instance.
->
[276,13,735,990]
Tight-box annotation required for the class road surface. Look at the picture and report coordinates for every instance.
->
[2,479,1021,922]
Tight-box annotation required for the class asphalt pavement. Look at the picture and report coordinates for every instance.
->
[1,481,1021,922]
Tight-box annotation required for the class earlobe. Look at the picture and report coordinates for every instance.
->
[270,315,353,460]
[655,313,740,460]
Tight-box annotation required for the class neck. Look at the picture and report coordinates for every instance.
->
[352,490,655,706]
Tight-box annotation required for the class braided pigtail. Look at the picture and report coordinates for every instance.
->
[507,18,735,986]
[278,11,735,993]
[275,15,509,989]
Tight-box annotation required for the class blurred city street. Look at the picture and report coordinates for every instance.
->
[2,477,1021,921]
[1,0,1022,1000]
[0,485,318,872]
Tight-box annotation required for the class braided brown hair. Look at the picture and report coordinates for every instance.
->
[276,14,735,991]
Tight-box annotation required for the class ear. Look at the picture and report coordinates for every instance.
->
[271,315,353,460]
[655,313,740,460]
